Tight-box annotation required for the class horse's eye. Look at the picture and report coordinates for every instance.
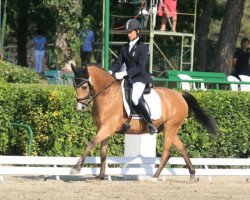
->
[82,83,88,90]
[82,84,88,89]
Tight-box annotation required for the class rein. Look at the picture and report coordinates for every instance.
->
[76,77,117,107]
[92,79,117,99]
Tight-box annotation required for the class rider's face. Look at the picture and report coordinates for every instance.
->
[127,30,138,41]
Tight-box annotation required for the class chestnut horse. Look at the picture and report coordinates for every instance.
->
[70,65,217,181]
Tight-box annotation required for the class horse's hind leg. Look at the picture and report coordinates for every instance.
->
[173,135,196,182]
[153,144,171,179]
[95,139,108,180]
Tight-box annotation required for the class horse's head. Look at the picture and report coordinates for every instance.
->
[71,64,118,112]
[71,64,93,112]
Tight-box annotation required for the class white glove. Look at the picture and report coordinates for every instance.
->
[115,71,127,80]
[108,70,113,75]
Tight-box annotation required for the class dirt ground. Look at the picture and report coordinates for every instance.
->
[0,175,249,200]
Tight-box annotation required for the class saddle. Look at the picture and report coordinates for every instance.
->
[120,79,162,133]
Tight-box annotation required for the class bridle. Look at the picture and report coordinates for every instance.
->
[75,76,117,110]
[75,78,94,108]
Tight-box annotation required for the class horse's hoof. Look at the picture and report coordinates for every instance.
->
[95,175,105,180]
[189,178,198,183]
[70,167,81,175]
[189,174,198,183]
[148,177,158,183]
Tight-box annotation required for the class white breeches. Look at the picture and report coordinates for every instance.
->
[132,82,146,105]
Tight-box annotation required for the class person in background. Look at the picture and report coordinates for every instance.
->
[32,30,47,74]
[158,0,177,32]
[232,37,249,78]
[109,19,158,135]
[80,29,95,66]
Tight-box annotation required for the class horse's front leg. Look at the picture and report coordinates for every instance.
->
[70,127,112,175]
[70,140,95,174]
[95,139,108,180]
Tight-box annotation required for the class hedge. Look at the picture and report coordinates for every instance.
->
[0,82,249,158]
[0,60,41,84]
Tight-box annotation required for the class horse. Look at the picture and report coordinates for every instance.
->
[70,65,218,181]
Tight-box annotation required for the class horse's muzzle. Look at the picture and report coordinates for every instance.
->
[76,102,88,112]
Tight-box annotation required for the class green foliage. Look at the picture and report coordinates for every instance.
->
[3,0,250,71]
[0,109,11,154]
[0,83,249,158]
[42,0,82,65]
[0,82,123,157]
[0,60,41,84]
[158,91,250,158]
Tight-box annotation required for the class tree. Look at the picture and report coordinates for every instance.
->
[194,0,215,71]
[214,0,246,74]
[17,0,28,66]
[42,0,82,68]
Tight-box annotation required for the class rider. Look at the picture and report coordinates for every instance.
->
[108,19,158,134]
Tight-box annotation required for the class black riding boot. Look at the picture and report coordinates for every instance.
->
[136,100,158,134]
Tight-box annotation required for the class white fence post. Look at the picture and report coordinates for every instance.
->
[205,165,213,182]
[123,133,156,180]
[54,165,60,180]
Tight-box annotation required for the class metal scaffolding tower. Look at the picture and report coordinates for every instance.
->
[105,0,197,74]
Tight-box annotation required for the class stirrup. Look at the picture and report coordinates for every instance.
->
[147,123,158,135]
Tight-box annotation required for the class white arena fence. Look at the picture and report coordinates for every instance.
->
[0,156,250,181]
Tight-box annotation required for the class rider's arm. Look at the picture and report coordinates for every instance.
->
[110,46,126,74]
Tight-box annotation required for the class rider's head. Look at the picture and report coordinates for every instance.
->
[124,19,142,41]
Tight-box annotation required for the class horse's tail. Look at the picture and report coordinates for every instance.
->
[182,91,218,135]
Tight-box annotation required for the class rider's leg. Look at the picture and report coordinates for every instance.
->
[136,99,158,134]
[132,82,158,134]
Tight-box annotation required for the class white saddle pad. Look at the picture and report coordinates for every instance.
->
[121,80,162,120]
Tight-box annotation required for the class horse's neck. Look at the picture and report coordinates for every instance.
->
[88,66,118,96]
[88,67,122,121]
